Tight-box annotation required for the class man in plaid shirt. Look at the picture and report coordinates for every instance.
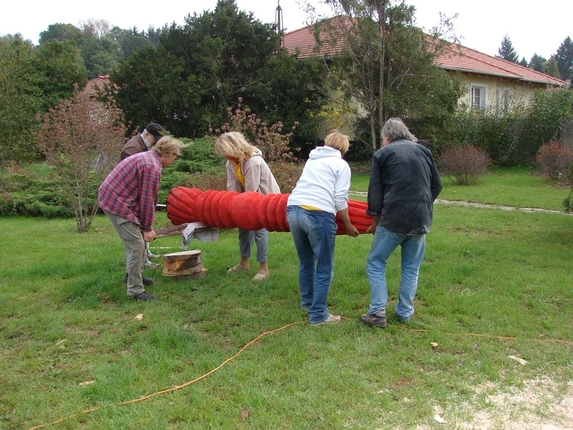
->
[99,136,187,301]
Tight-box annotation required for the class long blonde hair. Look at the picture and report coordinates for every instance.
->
[213,132,257,162]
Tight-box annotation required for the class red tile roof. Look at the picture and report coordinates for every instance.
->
[81,75,111,98]
[283,22,567,87]
[437,44,566,86]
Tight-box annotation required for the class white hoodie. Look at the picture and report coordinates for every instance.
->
[287,146,351,215]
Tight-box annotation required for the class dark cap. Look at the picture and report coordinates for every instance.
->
[145,123,165,143]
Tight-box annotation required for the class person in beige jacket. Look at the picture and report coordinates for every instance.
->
[214,132,281,281]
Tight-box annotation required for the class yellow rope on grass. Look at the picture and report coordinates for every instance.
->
[29,321,301,429]
[28,318,572,429]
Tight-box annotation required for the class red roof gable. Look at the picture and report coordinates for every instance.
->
[437,44,566,86]
[81,75,111,98]
[283,22,567,87]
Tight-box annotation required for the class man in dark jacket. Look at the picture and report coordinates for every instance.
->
[120,122,165,161]
[360,118,442,328]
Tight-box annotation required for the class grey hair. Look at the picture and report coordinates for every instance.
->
[382,118,418,143]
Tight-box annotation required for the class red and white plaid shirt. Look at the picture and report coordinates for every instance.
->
[98,151,162,232]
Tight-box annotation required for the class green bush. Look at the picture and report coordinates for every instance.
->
[431,88,573,167]
[0,171,73,217]
[525,88,573,152]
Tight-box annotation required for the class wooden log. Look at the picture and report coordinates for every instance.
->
[161,250,206,278]
[154,224,188,238]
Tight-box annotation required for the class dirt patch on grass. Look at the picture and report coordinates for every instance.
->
[427,377,573,429]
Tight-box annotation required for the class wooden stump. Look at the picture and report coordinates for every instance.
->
[162,250,208,279]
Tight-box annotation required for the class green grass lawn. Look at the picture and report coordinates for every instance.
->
[352,167,569,211]
[1,169,572,429]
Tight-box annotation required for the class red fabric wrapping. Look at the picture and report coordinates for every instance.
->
[166,187,372,234]
[231,192,264,231]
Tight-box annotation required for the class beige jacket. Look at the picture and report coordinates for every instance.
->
[226,148,280,195]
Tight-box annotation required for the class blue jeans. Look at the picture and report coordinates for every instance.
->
[366,225,426,321]
[286,205,337,324]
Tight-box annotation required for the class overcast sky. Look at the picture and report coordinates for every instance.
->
[3,0,571,61]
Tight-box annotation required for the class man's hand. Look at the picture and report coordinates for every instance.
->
[143,230,156,242]
[366,217,379,234]
[345,223,360,237]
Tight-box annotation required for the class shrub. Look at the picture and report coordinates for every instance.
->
[207,99,299,163]
[34,91,127,232]
[563,164,573,212]
[268,161,304,194]
[0,171,72,217]
[536,140,573,181]
[525,88,573,152]
[180,172,227,192]
[437,145,490,185]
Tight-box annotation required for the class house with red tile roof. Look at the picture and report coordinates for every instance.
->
[283,22,567,112]
[81,75,111,100]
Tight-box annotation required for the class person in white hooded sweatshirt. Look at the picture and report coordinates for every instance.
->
[287,131,359,325]
[214,131,281,281]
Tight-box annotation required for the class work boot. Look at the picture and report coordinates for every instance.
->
[130,291,156,301]
[359,311,387,328]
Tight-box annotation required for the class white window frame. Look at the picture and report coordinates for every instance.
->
[471,84,488,110]
[496,87,510,112]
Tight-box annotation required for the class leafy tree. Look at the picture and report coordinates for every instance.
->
[525,87,573,151]
[496,34,519,63]
[0,36,41,168]
[109,26,152,59]
[529,53,547,72]
[546,56,561,79]
[313,0,461,150]
[79,19,112,38]
[39,23,83,45]
[80,36,120,78]
[108,44,203,137]
[146,26,165,46]
[164,0,282,129]
[26,40,88,111]
[109,0,328,144]
[34,92,127,233]
[555,36,573,81]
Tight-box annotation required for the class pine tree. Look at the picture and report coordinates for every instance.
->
[496,35,519,63]
[555,36,573,81]
[529,54,547,72]
[546,56,561,79]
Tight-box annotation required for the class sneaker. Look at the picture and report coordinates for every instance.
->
[124,273,154,286]
[300,303,311,311]
[395,313,411,323]
[360,311,387,328]
[131,291,156,301]
[311,314,341,325]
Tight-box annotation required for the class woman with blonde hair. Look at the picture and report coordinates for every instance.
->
[214,131,280,281]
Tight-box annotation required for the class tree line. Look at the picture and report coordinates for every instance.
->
[1,0,572,174]
[496,34,573,81]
